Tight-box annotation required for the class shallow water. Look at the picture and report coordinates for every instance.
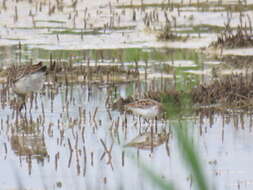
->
[1,0,253,190]
[1,81,253,190]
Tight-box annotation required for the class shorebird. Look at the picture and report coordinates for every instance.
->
[9,62,47,111]
[125,98,164,119]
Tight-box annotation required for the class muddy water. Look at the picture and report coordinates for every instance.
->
[1,0,253,190]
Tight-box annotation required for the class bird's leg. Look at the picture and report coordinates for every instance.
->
[150,123,154,153]
[18,95,26,112]
[24,102,27,112]
[18,103,23,112]
[138,115,142,133]
[144,118,150,124]
[143,118,150,132]
[155,116,158,133]
[18,102,26,112]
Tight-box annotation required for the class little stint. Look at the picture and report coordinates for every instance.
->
[9,62,47,111]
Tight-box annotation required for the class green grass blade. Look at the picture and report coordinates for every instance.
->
[174,121,209,190]
[139,161,176,190]
[127,152,176,190]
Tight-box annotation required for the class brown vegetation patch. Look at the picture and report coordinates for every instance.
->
[144,89,181,102]
[3,61,140,85]
[220,55,253,68]
[191,73,253,108]
[157,24,187,41]
[211,26,253,48]
[157,24,178,41]
[51,64,139,84]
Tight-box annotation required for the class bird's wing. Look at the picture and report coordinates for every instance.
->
[13,62,45,82]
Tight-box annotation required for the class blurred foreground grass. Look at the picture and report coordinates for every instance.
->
[135,120,210,190]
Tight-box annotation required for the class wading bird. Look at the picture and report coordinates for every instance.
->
[9,62,47,111]
[125,98,164,119]
[125,98,165,151]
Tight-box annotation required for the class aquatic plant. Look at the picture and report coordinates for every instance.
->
[211,15,253,48]
[157,23,186,41]
[191,73,253,108]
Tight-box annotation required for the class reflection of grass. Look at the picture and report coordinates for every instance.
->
[35,19,66,24]
[176,24,224,34]
[5,38,26,41]
[13,26,69,30]
[49,26,135,35]
[111,25,136,30]
[117,2,253,12]
[27,47,199,65]
[50,29,102,35]
[117,3,172,9]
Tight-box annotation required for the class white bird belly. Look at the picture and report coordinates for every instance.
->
[13,72,46,95]
[131,106,159,118]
